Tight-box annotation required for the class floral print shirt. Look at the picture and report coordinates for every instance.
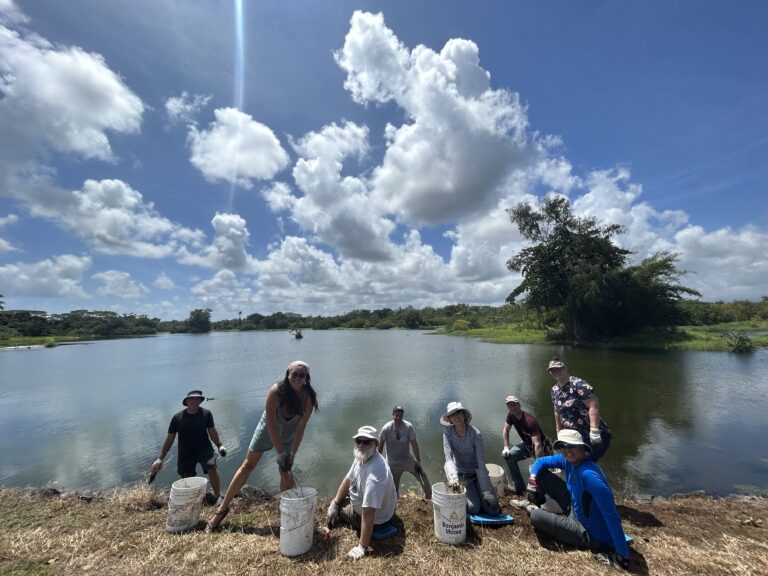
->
[551,376,610,441]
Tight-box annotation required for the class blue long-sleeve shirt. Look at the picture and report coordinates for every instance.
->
[531,454,629,557]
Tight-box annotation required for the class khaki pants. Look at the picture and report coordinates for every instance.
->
[389,458,432,499]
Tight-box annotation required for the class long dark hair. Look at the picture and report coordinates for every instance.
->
[276,371,319,417]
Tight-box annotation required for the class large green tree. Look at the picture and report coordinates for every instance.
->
[186,308,212,333]
[506,196,698,340]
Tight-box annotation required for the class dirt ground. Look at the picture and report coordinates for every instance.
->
[0,486,766,576]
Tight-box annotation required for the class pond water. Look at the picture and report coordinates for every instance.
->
[2,330,767,498]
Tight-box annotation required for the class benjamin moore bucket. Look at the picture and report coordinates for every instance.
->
[431,481,467,545]
[486,463,506,499]
[279,487,317,556]
[166,476,207,532]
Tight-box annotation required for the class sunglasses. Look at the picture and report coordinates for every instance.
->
[558,443,579,450]
[355,438,372,446]
[290,371,308,378]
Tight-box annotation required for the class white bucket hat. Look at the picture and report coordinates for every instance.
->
[352,425,379,441]
[440,401,472,426]
[552,428,592,453]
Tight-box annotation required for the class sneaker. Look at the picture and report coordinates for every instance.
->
[509,498,530,509]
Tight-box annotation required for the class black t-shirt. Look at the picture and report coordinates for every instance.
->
[168,408,214,460]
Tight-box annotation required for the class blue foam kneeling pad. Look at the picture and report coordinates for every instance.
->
[469,513,515,526]
[625,533,633,544]
[372,523,398,540]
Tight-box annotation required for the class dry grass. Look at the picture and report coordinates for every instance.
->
[0,487,766,576]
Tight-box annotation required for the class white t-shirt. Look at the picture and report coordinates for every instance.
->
[345,451,398,524]
[380,420,416,464]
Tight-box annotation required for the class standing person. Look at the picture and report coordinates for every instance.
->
[150,390,227,505]
[548,358,612,461]
[501,395,553,497]
[523,429,630,571]
[206,360,318,532]
[327,425,398,562]
[441,401,501,515]
[378,404,432,500]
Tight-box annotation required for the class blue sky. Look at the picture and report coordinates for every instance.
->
[1,0,766,320]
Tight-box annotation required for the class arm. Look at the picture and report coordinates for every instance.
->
[584,396,601,430]
[207,426,222,448]
[502,421,512,449]
[157,433,175,460]
[289,394,314,455]
[472,429,494,494]
[585,471,629,558]
[410,437,421,462]
[531,432,544,459]
[553,408,561,432]
[378,426,386,455]
[264,386,285,453]
[529,453,565,478]
[359,507,376,548]
[333,477,351,504]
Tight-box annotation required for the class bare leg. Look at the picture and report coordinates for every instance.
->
[210,450,263,521]
[207,466,221,497]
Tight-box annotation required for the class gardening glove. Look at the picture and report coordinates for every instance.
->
[217,445,227,457]
[327,500,340,526]
[482,491,501,515]
[501,447,510,458]
[152,458,163,469]
[346,543,366,561]
[589,428,603,448]
[414,461,423,474]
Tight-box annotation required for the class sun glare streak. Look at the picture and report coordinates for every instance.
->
[228,0,245,210]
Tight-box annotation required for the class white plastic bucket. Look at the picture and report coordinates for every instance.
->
[279,487,317,556]
[486,463,506,499]
[166,476,208,532]
[431,482,467,545]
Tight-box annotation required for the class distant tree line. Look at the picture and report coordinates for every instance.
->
[1,297,766,341]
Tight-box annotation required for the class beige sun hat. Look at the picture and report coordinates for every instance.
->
[352,425,379,441]
[552,429,592,453]
[440,401,472,426]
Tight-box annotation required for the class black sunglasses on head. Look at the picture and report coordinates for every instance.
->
[355,438,372,446]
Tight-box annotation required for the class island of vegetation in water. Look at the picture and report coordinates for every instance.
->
[1,485,766,575]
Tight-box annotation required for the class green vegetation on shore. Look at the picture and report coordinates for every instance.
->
[1,486,765,576]
[438,320,768,351]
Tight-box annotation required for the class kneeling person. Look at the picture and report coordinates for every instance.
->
[526,429,629,570]
[327,426,398,561]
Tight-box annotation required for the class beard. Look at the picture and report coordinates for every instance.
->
[354,443,376,464]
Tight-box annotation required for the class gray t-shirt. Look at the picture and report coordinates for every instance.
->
[380,420,416,464]
[345,451,398,524]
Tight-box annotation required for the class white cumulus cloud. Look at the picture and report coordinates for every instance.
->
[165,91,210,125]
[188,107,290,188]
[93,270,149,300]
[0,254,91,297]
[153,272,176,290]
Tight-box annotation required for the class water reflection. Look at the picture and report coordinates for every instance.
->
[1,331,767,497]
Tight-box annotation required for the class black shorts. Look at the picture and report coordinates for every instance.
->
[178,453,216,478]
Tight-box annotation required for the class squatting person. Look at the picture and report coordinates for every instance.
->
[378,404,431,499]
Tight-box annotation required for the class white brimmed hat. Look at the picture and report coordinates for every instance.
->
[352,425,379,441]
[552,429,592,453]
[182,390,205,406]
[440,401,472,426]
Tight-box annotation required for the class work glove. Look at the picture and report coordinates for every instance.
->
[152,458,163,469]
[482,491,501,515]
[501,447,510,458]
[346,543,366,561]
[217,445,227,457]
[589,428,603,448]
[414,461,423,474]
[327,500,340,526]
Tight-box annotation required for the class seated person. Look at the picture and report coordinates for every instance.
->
[441,401,501,516]
[327,425,398,561]
[524,428,629,570]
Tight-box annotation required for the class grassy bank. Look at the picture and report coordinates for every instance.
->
[1,486,765,576]
[437,320,768,351]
